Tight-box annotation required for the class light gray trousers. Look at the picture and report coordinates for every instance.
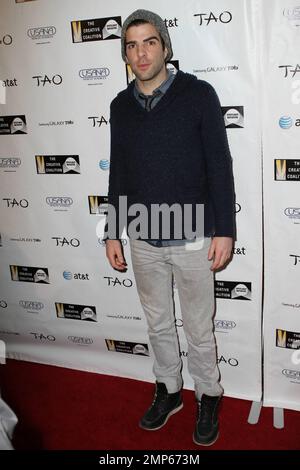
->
[130,238,223,399]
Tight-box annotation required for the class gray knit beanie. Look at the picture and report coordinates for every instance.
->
[121,9,173,62]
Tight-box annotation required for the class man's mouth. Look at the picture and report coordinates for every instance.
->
[138,64,150,70]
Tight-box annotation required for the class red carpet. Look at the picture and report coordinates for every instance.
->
[0,359,299,450]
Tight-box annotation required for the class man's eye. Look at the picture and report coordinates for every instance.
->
[127,44,135,49]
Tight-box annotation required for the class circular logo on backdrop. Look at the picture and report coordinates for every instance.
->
[34,269,47,282]
[105,19,119,35]
[279,116,293,129]
[63,271,72,280]
[99,159,110,170]
[65,157,77,171]
[224,108,242,127]
[81,307,95,320]
[11,117,25,133]
[133,344,148,355]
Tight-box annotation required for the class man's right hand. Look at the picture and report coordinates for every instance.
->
[105,239,127,271]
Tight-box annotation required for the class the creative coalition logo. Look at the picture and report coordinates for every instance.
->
[276,329,300,349]
[10,265,50,283]
[63,271,90,281]
[46,197,73,209]
[68,336,93,345]
[214,319,237,332]
[30,332,55,342]
[222,106,244,128]
[275,159,300,181]
[99,159,109,171]
[283,6,300,27]
[52,237,80,248]
[290,254,300,266]
[284,207,300,223]
[71,16,122,43]
[0,158,21,170]
[215,281,252,300]
[32,74,62,86]
[27,26,56,42]
[79,68,110,84]
[105,339,149,356]
[89,196,108,215]
[36,155,80,174]
[56,303,97,322]
[0,115,27,135]
[193,11,233,25]
[279,116,300,129]
[104,276,133,288]
[126,60,180,85]
[282,369,300,383]
[0,300,8,308]
[19,300,44,312]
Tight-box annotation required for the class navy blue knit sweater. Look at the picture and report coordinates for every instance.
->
[106,70,235,240]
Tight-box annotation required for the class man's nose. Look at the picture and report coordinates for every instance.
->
[136,44,146,58]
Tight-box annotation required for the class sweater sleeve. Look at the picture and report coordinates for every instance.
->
[104,100,124,240]
[200,83,236,238]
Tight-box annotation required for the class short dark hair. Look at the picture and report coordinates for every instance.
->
[126,19,166,51]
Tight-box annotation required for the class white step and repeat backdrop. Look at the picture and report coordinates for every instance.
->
[261,1,300,412]
[0,0,298,411]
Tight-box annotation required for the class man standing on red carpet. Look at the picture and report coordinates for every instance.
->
[105,9,235,446]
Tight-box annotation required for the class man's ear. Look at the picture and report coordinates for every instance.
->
[164,47,168,60]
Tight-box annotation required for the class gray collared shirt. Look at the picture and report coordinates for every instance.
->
[134,69,176,111]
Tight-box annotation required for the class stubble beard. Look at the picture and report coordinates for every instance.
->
[133,60,166,84]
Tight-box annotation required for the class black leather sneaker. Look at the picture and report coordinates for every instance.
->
[193,394,222,446]
[139,382,183,431]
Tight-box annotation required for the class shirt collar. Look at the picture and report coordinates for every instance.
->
[135,69,176,98]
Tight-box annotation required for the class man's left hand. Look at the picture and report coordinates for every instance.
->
[208,237,233,271]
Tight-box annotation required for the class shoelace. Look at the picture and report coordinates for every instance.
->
[150,390,168,410]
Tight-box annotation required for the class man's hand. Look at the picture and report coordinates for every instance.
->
[208,237,233,271]
[105,239,127,271]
